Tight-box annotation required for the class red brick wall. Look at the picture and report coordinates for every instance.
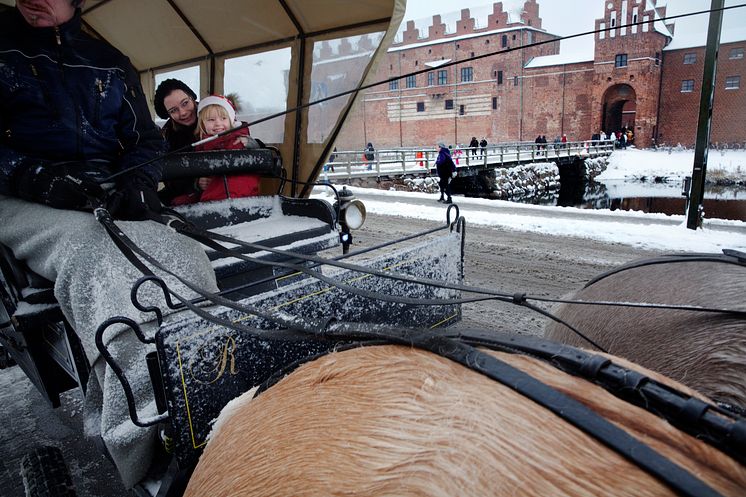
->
[659,42,746,147]
[333,0,745,151]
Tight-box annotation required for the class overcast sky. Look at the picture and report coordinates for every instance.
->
[402,0,744,56]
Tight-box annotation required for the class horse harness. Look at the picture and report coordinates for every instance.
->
[94,209,745,497]
[584,249,746,288]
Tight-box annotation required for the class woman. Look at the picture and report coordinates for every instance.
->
[435,142,456,204]
[153,78,201,204]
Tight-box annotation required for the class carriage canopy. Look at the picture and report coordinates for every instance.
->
[1,0,405,196]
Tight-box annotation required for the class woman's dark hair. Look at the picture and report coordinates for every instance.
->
[154,79,198,119]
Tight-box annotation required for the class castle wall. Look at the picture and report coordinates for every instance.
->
[333,0,745,151]
[659,42,746,147]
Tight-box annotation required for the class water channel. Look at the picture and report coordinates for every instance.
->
[512,178,746,222]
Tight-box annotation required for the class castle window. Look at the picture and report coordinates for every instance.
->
[527,31,533,44]
[729,48,744,59]
[459,104,465,115]
[680,79,694,92]
[492,96,498,109]
[497,70,503,85]
[456,44,460,49]
[461,67,473,82]
[389,79,399,90]
[683,53,697,64]
[427,71,434,86]
[471,51,475,58]
[655,52,660,65]
[501,35,508,48]
[417,101,425,112]
[406,74,417,88]
[438,69,448,85]
[513,75,519,86]
[445,99,454,110]
[725,76,740,90]
[615,53,628,67]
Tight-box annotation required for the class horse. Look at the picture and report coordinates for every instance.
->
[183,337,746,497]
[544,252,746,410]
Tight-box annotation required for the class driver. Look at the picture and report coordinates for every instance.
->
[0,0,217,489]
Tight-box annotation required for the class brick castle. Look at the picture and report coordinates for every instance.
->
[326,0,745,150]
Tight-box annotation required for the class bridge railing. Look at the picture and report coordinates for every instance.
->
[320,140,615,179]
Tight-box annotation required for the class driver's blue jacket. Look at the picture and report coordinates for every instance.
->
[0,8,165,195]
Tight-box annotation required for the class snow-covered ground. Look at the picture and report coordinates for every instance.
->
[314,148,746,253]
[599,147,746,183]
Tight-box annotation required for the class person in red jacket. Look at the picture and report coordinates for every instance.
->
[171,95,260,204]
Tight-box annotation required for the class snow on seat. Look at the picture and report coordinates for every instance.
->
[171,195,339,298]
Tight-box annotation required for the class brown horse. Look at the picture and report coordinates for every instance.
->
[545,254,746,410]
[183,342,745,497]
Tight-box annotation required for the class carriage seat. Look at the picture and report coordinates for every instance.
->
[158,148,340,299]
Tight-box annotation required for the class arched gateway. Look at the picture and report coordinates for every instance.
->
[601,84,637,135]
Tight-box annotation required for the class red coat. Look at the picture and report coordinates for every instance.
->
[171,127,260,205]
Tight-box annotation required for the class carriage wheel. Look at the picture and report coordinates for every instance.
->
[21,446,76,497]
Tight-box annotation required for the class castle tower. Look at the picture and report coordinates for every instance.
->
[592,0,672,147]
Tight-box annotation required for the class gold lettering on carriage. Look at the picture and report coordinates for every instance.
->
[188,335,238,384]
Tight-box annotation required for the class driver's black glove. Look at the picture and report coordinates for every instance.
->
[11,162,107,210]
[107,171,162,221]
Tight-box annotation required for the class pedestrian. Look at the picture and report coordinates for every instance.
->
[479,137,488,156]
[453,144,463,165]
[561,134,568,148]
[327,147,337,172]
[435,142,456,204]
[469,136,479,156]
[364,142,375,170]
[0,1,217,489]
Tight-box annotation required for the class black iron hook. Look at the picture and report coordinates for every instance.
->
[130,275,181,326]
[94,317,169,427]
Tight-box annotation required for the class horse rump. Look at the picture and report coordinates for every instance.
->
[545,257,746,410]
[184,344,745,497]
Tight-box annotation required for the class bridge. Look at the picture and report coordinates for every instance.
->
[320,140,615,182]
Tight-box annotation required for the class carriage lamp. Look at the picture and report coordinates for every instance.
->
[338,187,367,254]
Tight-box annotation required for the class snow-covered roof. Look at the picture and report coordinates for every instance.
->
[664,26,746,51]
[651,1,673,39]
[389,25,549,52]
[524,51,593,69]
[424,59,452,68]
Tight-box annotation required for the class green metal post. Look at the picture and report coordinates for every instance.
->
[686,0,724,230]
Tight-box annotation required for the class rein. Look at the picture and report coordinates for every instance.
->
[92,209,745,497]
[584,249,746,289]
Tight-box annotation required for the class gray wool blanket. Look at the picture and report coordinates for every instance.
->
[0,194,218,489]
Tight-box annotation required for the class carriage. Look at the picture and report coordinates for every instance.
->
[0,0,464,494]
[1,1,744,496]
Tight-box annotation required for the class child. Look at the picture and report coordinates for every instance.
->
[170,95,260,205]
